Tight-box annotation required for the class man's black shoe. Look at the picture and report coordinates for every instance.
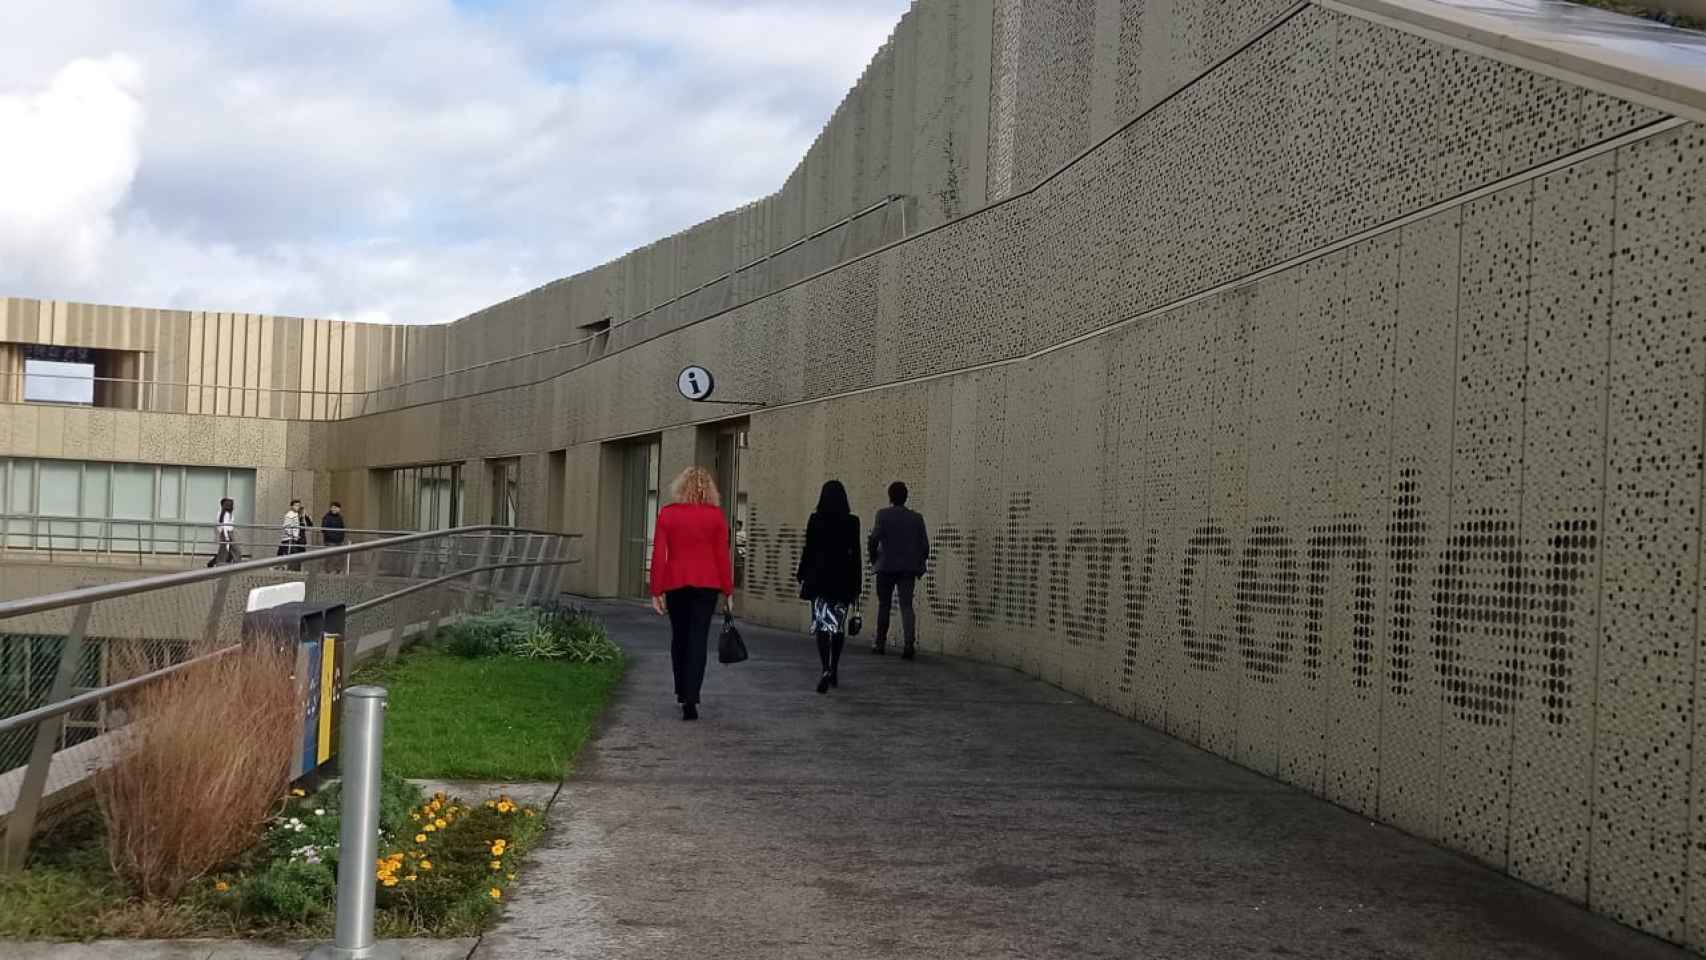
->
[901,644,916,661]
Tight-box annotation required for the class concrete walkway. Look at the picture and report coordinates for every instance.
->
[478,601,1689,960]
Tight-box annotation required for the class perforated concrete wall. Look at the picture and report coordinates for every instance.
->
[734,123,1706,949]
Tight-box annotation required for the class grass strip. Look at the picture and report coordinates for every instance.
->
[354,649,623,781]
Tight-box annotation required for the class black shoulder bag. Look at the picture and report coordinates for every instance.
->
[718,612,749,664]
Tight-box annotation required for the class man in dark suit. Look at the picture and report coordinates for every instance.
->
[867,481,930,659]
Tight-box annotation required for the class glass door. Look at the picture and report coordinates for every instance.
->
[618,439,660,598]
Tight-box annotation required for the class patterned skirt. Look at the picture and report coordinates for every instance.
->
[810,597,849,635]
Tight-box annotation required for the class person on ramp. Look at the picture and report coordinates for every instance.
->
[649,466,735,721]
[868,481,930,659]
[797,480,863,694]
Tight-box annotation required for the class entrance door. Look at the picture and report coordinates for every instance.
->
[488,458,519,526]
[704,421,749,588]
[618,438,661,598]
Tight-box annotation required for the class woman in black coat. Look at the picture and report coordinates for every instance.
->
[796,480,862,694]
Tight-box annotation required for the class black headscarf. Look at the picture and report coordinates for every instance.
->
[815,480,851,516]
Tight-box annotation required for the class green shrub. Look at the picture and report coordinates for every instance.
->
[438,605,622,664]
[505,623,568,660]
[234,859,336,925]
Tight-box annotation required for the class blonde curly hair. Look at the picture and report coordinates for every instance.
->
[670,465,721,507]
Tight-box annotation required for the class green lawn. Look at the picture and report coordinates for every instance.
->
[354,649,623,781]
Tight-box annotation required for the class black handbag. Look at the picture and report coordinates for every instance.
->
[847,608,863,637]
[718,613,749,664]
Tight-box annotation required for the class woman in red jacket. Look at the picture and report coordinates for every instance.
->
[649,465,735,720]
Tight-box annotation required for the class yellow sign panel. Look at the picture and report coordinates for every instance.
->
[317,639,336,764]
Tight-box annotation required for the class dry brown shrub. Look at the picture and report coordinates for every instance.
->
[94,641,299,901]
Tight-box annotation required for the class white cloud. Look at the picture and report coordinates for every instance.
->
[0,55,143,287]
[0,0,910,325]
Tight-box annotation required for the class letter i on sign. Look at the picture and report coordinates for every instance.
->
[677,365,715,401]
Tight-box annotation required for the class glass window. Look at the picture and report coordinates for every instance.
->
[5,460,34,548]
[379,463,463,531]
[23,359,93,405]
[37,460,80,550]
[156,466,184,552]
[81,464,108,550]
[0,457,253,555]
[110,462,152,555]
[183,468,229,554]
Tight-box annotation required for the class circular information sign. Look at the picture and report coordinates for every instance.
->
[677,365,715,401]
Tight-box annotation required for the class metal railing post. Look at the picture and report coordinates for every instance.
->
[202,576,233,648]
[465,533,496,613]
[523,537,548,603]
[539,537,568,603]
[306,685,398,960]
[549,536,574,599]
[362,545,384,597]
[485,533,514,607]
[513,535,541,599]
[2,603,93,871]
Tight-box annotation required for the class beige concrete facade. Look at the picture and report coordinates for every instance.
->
[5,0,1706,949]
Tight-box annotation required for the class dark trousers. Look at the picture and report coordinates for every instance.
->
[876,572,918,647]
[208,537,238,567]
[666,587,719,705]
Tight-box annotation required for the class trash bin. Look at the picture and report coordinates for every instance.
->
[242,600,347,784]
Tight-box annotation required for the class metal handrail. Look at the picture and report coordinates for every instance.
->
[0,514,413,539]
[0,551,577,737]
[0,523,571,620]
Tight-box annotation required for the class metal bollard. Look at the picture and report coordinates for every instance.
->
[306,686,400,960]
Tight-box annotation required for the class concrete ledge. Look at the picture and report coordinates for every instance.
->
[4,938,475,959]
[1323,0,1706,123]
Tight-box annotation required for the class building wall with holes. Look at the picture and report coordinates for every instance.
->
[327,3,1706,948]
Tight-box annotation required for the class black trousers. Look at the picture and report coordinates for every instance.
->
[666,587,719,705]
[876,572,918,646]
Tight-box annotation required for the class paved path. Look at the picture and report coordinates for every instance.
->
[479,600,1688,960]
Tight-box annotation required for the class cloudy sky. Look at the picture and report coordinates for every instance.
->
[0,0,910,330]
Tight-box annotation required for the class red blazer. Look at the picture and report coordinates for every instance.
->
[649,503,735,597]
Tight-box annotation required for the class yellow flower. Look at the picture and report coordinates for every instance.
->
[215,881,230,893]
[411,813,421,821]
[382,877,398,887]
[420,860,433,871]
[490,844,505,856]
[485,800,496,809]
[524,809,536,818]
[424,824,436,833]
[414,834,427,844]
[507,872,516,882]
[489,888,502,900]
[490,860,503,871]
[434,819,447,829]
[290,788,306,797]
[405,874,417,882]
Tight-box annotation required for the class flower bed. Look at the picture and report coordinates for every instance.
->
[204,776,543,937]
[1,774,544,941]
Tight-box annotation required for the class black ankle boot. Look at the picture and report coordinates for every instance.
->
[683,703,698,721]
[901,643,916,661]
